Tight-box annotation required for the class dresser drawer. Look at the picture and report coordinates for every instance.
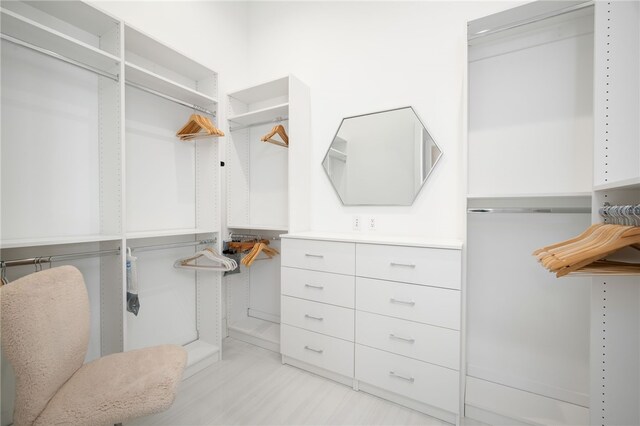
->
[356,311,459,369]
[281,324,354,377]
[281,267,355,308]
[356,244,461,290]
[282,239,355,275]
[282,296,354,341]
[356,344,459,413]
[356,277,460,330]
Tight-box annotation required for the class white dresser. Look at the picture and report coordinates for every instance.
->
[280,232,463,423]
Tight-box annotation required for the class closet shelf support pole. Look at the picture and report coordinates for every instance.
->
[0,34,119,82]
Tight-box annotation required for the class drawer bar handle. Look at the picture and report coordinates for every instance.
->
[304,345,324,354]
[305,284,324,290]
[389,371,415,383]
[304,314,324,321]
[305,253,324,258]
[390,262,416,268]
[389,333,415,343]
[390,298,416,306]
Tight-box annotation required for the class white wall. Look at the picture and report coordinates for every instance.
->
[247,1,526,239]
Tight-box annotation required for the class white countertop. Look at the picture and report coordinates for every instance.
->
[280,231,463,250]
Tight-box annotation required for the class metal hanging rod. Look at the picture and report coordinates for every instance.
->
[468,0,593,41]
[132,238,216,254]
[1,34,119,82]
[126,81,216,117]
[228,232,280,241]
[1,248,120,269]
[229,117,288,132]
[468,207,591,214]
[599,203,640,226]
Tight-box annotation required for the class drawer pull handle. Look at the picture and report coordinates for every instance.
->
[389,371,415,383]
[305,253,324,258]
[304,345,323,354]
[390,298,415,306]
[305,284,324,290]
[390,262,416,268]
[389,334,415,343]
[304,314,324,321]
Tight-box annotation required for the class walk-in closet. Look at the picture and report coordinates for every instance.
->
[1,1,638,426]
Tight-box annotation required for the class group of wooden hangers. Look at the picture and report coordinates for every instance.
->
[228,239,280,267]
[176,114,224,141]
[534,205,640,277]
[261,124,289,148]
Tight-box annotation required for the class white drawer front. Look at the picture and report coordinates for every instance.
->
[282,238,355,275]
[356,244,461,290]
[356,277,460,330]
[356,344,459,413]
[281,267,355,308]
[282,296,354,341]
[281,324,354,377]
[356,311,459,369]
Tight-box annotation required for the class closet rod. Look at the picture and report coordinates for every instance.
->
[1,249,120,269]
[468,0,593,40]
[228,233,280,241]
[0,34,119,82]
[131,238,216,253]
[126,81,216,117]
[229,117,288,132]
[468,207,591,214]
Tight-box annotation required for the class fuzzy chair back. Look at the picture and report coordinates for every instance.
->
[1,266,90,426]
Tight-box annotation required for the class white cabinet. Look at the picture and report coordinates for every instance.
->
[280,233,462,423]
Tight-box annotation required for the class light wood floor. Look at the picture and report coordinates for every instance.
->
[129,338,466,426]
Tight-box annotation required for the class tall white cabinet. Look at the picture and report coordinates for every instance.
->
[224,75,311,351]
[1,2,222,424]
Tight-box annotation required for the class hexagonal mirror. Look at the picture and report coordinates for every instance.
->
[322,106,442,206]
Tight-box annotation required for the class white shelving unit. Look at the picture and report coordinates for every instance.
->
[1,3,223,424]
[225,75,311,351]
[122,22,222,376]
[465,3,595,425]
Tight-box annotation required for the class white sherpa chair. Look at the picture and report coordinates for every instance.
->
[0,265,187,426]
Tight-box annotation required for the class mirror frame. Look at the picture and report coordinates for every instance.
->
[322,106,443,206]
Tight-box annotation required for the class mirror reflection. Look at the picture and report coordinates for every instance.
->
[322,107,442,206]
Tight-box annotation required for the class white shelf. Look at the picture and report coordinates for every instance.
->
[126,229,217,240]
[1,8,120,75]
[184,340,220,367]
[228,224,289,232]
[228,76,289,104]
[594,177,640,191]
[227,317,280,352]
[467,192,592,199]
[0,234,122,250]
[125,24,214,83]
[228,103,289,129]
[125,61,217,108]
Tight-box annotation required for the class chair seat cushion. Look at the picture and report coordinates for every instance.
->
[34,345,187,426]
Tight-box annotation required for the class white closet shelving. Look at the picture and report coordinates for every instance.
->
[1,4,224,424]
[465,2,595,425]
[122,22,222,377]
[225,75,311,351]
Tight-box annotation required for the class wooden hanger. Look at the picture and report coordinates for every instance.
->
[260,124,289,148]
[241,242,280,267]
[176,114,225,141]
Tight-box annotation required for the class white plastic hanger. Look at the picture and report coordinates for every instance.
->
[174,248,237,272]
